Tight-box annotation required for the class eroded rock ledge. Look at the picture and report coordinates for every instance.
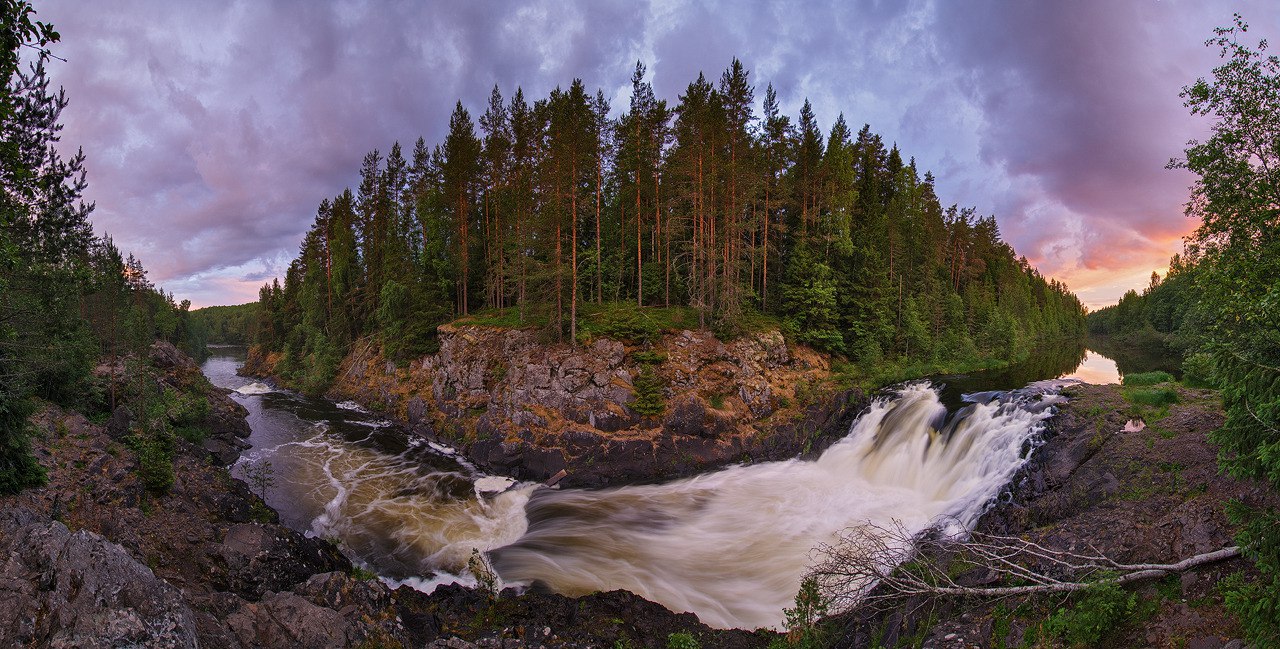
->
[245,325,867,486]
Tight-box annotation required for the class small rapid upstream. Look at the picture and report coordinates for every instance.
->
[204,347,1100,631]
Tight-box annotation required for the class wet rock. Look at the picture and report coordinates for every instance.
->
[150,340,200,372]
[204,434,252,466]
[663,395,708,437]
[408,396,428,424]
[212,523,351,600]
[224,591,349,649]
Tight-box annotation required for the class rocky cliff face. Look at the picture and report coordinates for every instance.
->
[248,325,865,486]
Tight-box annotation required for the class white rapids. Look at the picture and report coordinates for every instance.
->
[234,382,275,395]
[489,381,1064,630]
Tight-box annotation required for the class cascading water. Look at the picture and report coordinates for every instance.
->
[202,347,1074,632]
[490,382,1065,630]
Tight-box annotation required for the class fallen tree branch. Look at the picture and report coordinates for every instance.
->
[810,520,1242,615]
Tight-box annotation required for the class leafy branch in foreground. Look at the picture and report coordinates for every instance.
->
[808,520,1239,616]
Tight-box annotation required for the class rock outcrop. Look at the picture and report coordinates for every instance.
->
[247,325,865,486]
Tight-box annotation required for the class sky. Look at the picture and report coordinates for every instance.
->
[33,0,1280,309]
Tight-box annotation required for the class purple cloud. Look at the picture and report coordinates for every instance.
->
[35,0,1276,308]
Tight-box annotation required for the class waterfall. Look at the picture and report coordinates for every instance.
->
[490,381,1063,630]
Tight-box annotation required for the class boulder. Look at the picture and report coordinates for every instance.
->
[0,508,200,648]
[211,523,351,600]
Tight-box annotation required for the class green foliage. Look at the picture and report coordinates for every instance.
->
[664,632,700,649]
[1181,352,1217,388]
[1044,579,1136,647]
[580,303,668,344]
[133,433,174,494]
[1123,386,1179,407]
[781,576,829,648]
[630,350,666,364]
[249,58,1085,406]
[349,565,378,581]
[242,458,276,502]
[468,548,499,602]
[0,418,45,495]
[1168,16,1280,649]
[782,244,844,354]
[189,303,258,345]
[630,365,666,417]
[1121,371,1175,386]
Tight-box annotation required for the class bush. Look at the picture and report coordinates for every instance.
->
[630,366,666,417]
[782,576,829,648]
[591,305,661,344]
[665,632,700,649]
[1181,353,1217,388]
[631,350,666,364]
[1045,579,1136,646]
[1122,371,1175,386]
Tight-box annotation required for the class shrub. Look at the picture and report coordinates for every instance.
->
[782,576,830,648]
[631,350,666,365]
[665,632,700,649]
[134,435,174,494]
[1181,353,1217,388]
[1045,579,1136,646]
[1122,371,1175,386]
[630,366,666,417]
[594,306,661,344]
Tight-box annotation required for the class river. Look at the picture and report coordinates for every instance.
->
[201,344,1122,630]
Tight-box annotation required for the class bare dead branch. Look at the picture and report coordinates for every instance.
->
[809,520,1241,615]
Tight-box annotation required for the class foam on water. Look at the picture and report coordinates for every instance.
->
[234,382,275,395]
[489,381,1060,630]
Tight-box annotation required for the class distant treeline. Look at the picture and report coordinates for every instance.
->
[191,303,257,345]
[1086,257,1199,354]
[252,59,1085,392]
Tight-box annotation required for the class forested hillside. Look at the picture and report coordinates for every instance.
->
[253,60,1084,391]
[1,3,201,493]
[190,303,257,345]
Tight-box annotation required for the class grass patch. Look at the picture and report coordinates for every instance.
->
[455,307,543,329]
[1123,386,1180,407]
[578,303,699,343]
[1122,371,1175,386]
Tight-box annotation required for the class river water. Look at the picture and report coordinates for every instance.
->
[202,344,1121,630]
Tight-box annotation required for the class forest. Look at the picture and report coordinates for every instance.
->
[251,60,1085,393]
[0,4,202,494]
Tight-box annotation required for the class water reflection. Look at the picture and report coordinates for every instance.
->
[1064,351,1121,385]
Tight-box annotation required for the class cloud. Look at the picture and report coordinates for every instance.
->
[35,0,1276,308]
